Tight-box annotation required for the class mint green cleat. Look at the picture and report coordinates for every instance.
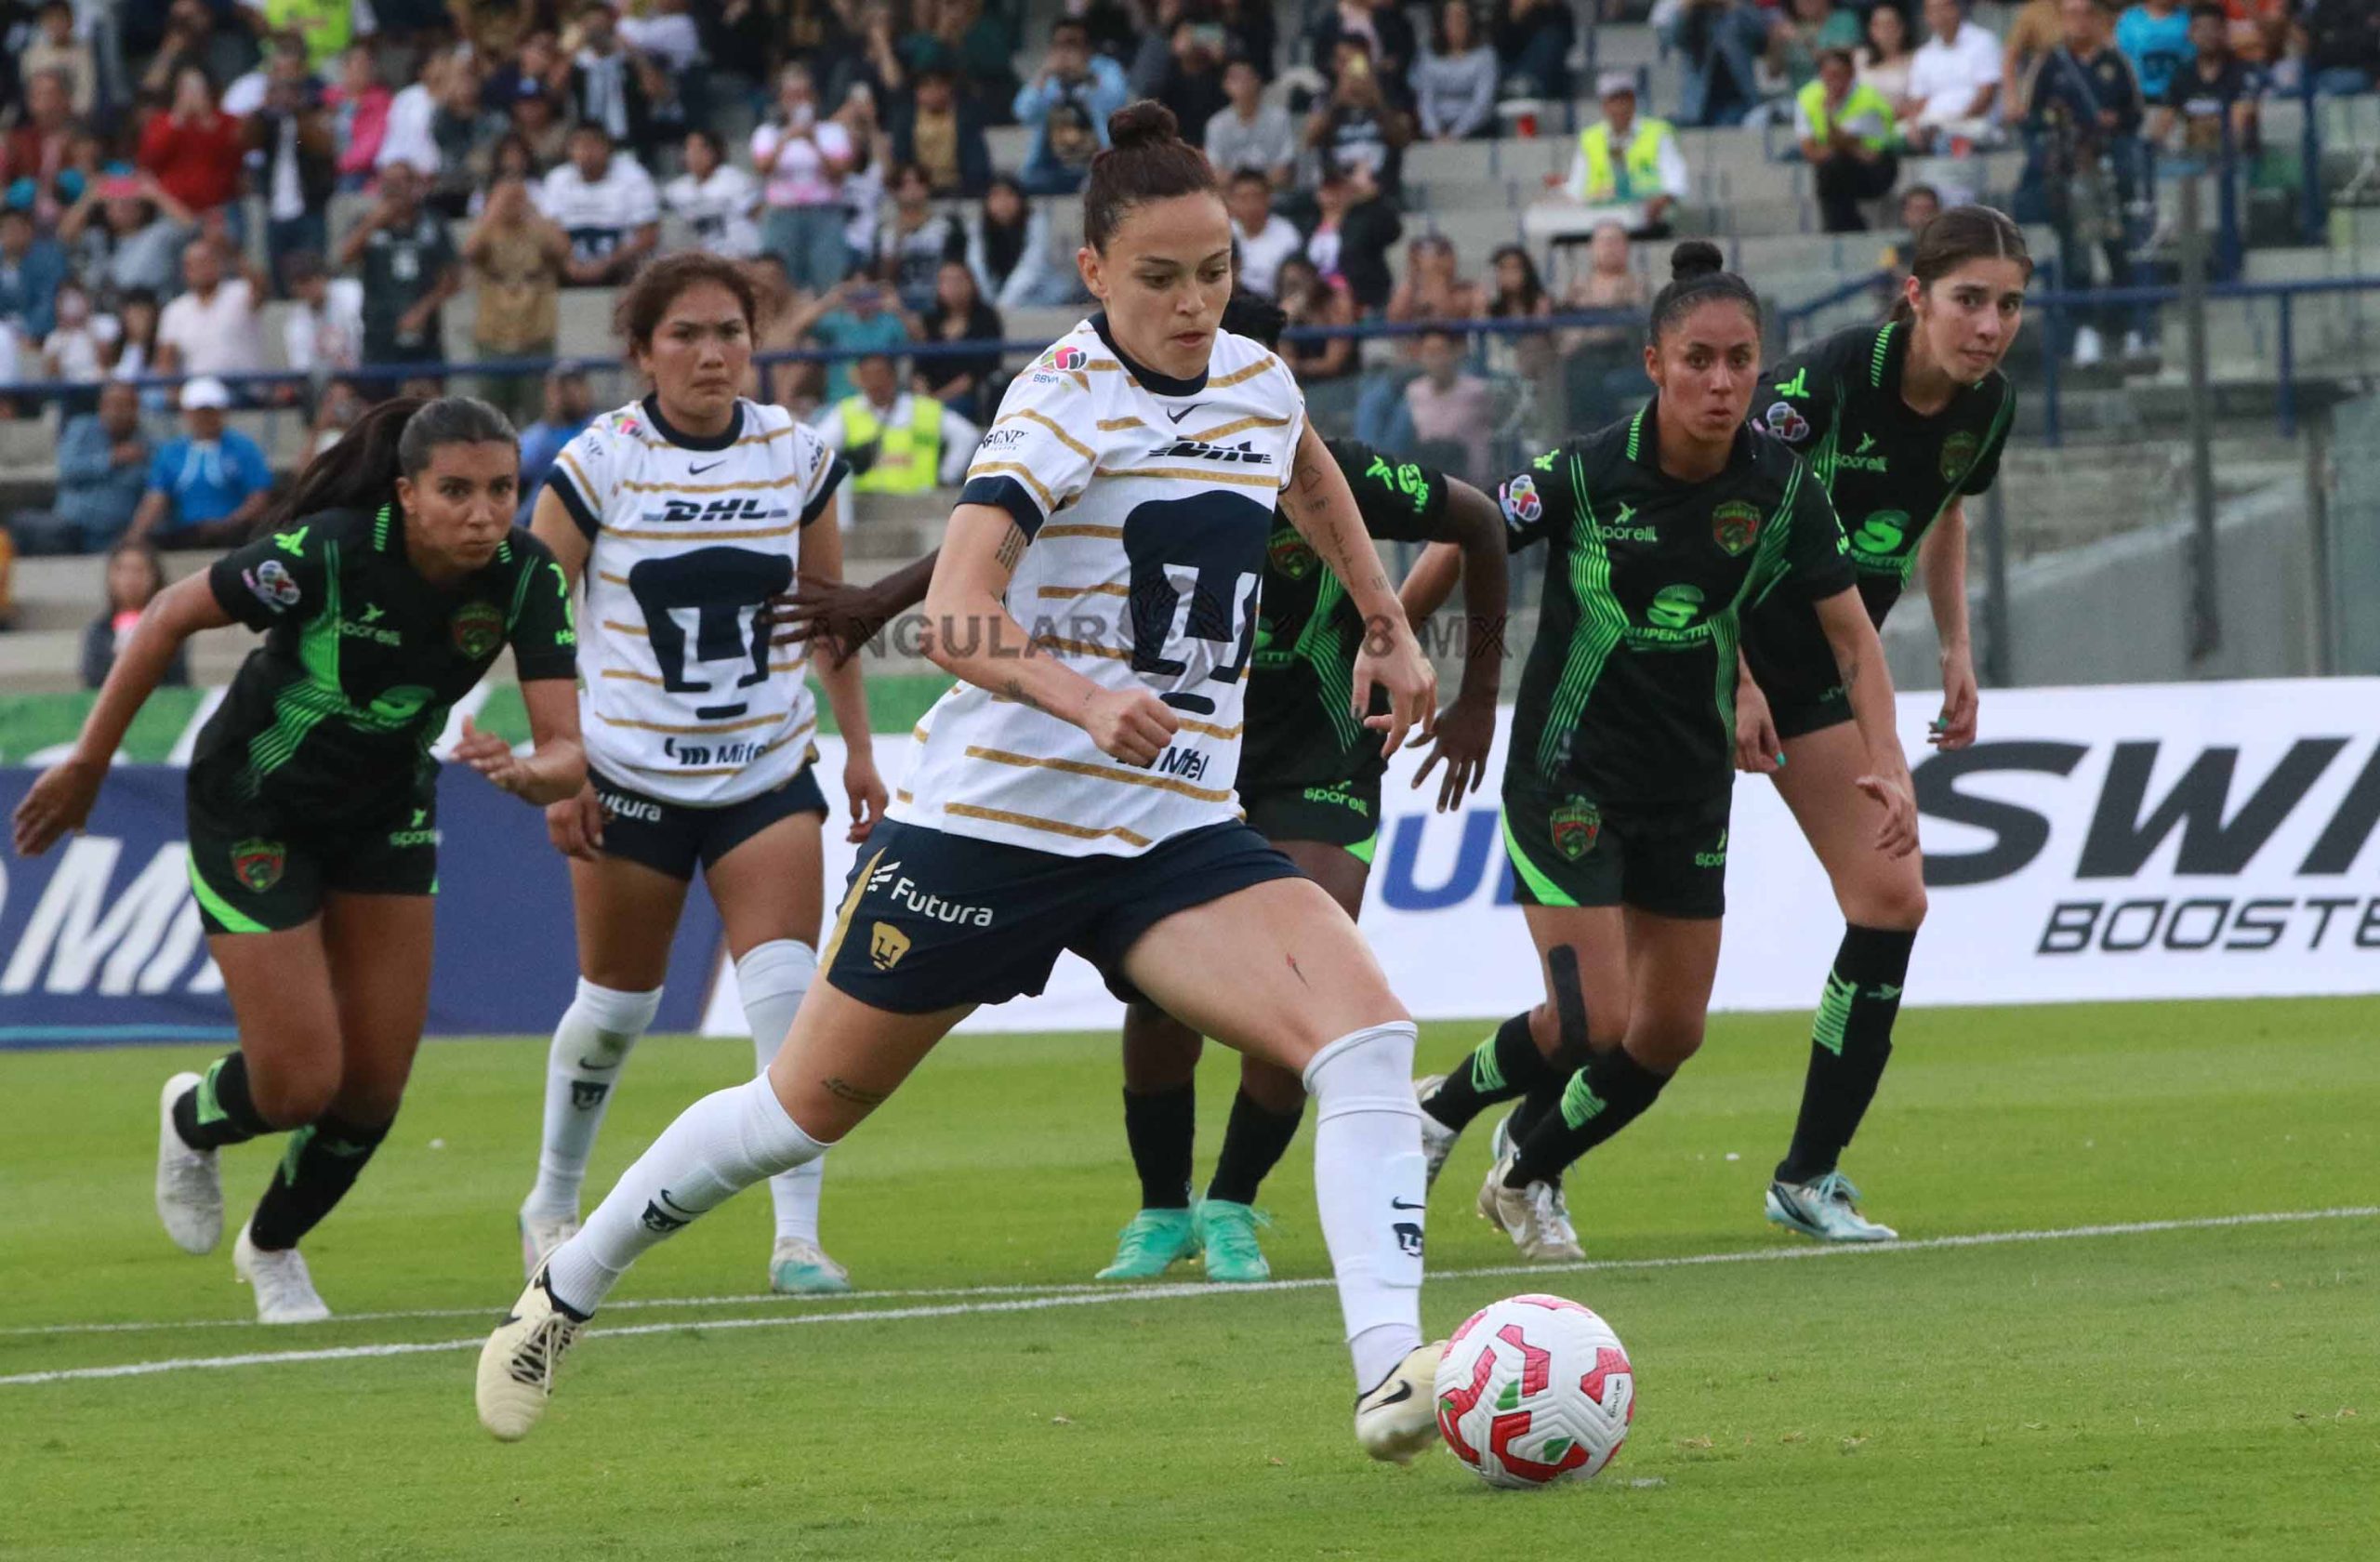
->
[769,1238,852,1294]
[1094,1208,1199,1280]
[1192,1199,1273,1283]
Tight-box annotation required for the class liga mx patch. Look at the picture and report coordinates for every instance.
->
[1501,472,1542,528]
[231,838,285,893]
[1761,400,1810,444]
[1042,344,1087,371]
[1712,499,1763,557]
[450,600,504,658]
[1550,798,1601,862]
[1940,431,1980,482]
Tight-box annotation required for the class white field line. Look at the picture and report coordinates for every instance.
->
[2,1205,2370,1389]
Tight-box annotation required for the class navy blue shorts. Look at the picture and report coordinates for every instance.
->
[590,762,829,881]
[821,818,1302,1013]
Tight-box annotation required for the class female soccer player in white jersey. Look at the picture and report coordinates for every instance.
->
[513,253,885,1296]
[479,101,1447,1463]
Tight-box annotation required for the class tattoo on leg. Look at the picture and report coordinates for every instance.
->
[822,1077,888,1106]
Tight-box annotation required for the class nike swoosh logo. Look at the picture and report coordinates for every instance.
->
[1370,1381,1414,1408]
[1164,404,1204,425]
[689,460,726,475]
[575,1055,622,1071]
[1389,1198,1423,1210]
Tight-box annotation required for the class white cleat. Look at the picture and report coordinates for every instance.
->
[1354,1340,1447,1464]
[1488,1114,1583,1259]
[477,1270,585,1442]
[1414,1076,1461,1189]
[155,1072,223,1255]
[1765,1172,1898,1243]
[519,1209,580,1281]
[232,1226,332,1324]
[769,1237,852,1294]
[1476,1143,1585,1263]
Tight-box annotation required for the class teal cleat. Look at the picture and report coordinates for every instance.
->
[1094,1208,1199,1280]
[1193,1199,1274,1283]
[1765,1171,1898,1243]
[769,1238,853,1294]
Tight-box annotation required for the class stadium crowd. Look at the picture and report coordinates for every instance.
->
[0,0,2371,579]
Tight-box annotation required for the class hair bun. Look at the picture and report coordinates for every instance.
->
[1107,99,1182,151]
[1669,240,1726,284]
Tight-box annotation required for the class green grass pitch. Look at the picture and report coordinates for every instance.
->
[3,999,2375,1560]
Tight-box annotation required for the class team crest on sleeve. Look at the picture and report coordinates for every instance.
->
[450,601,505,658]
[230,838,285,893]
[1761,401,1811,444]
[1711,500,1764,557]
[243,558,301,610]
[1549,798,1601,862]
[1502,472,1542,529]
[1939,431,1980,482]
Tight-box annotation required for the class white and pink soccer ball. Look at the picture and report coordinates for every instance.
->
[1434,1294,1635,1489]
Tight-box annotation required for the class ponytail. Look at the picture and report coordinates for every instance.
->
[261,395,519,536]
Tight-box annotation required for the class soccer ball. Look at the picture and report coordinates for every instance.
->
[1434,1294,1634,1488]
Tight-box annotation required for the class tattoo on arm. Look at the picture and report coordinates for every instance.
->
[993,524,1026,573]
[822,1077,889,1107]
[1000,677,1045,712]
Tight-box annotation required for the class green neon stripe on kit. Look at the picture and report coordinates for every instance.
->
[1870,323,1896,390]
[1500,811,1579,908]
[1560,1070,1608,1130]
[1343,832,1377,866]
[186,854,269,934]
[1298,569,1363,752]
[279,1123,316,1184]
[246,541,344,787]
[193,1053,231,1125]
[1537,454,1627,775]
[1467,1031,1506,1092]
[1813,972,1857,1055]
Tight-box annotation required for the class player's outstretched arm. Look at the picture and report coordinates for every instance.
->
[1407,477,1509,811]
[1814,588,1918,859]
[768,548,940,669]
[1733,649,1782,775]
[454,688,586,808]
[798,495,888,841]
[921,504,1178,767]
[1919,500,1977,750]
[1279,424,1435,755]
[12,573,232,855]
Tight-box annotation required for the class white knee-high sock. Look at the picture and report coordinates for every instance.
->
[1302,1022,1427,1391]
[737,940,826,1246]
[545,1075,830,1315]
[524,979,663,1220]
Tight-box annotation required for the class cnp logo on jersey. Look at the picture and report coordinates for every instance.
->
[1761,400,1811,444]
[1712,499,1763,556]
[450,601,504,658]
[1501,472,1542,529]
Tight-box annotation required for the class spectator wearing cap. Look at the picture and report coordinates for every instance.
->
[505,79,573,175]
[1899,0,2004,152]
[1495,0,1577,101]
[1014,17,1129,196]
[753,63,855,296]
[339,162,461,372]
[138,66,245,221]
[326,44,392,189]
[246,41,338,291]
[516,363,595,524]
[60,169,194,305]
[1798,47,1900,232]
[1206,58,1297,190]
[555,3,654,156]
[463,172,570,423]
[22,3,97,117]
[279,250,364,379]
[156,233,267,381]
[537,122,661,287]
[1415,3,1499,142]
[665,128,763,258]
[891,65,993,199]
[128,376,274,550]
[11,382,152,556]
[1556,73,1688,237]
[811,348,979,498]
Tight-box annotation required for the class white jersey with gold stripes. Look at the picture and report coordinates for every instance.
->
[889,315,1304,856]
[544,395,844,806]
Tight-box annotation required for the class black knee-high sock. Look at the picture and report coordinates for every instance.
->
[1777,925,1915,1185]
[1421,1013,1558,1132]
[1205,1089,1302,1206]
[246,1114,391,1251]
[1505,1079,1564,1148]
[171,1053,271,1151]
[1507,1047,1672,1186]
[1121,1083,1196,1211]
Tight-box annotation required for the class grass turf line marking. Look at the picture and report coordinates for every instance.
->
[1,1205,2369,1387]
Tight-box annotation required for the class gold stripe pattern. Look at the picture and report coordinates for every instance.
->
[1092,466,1279,488]
[1037,523,1125,540]
[1030,635,1131,662]
[1096,417,1146,430]
[962,744,1232,803]
[617,471,803,495]
[943,801,1153,848]
[965,460,1056,512]
[601,519,800,541]
[1007,408,1097,462]
[1183,413,1290,443]
[595,711,785,735]
[1035,583,1130,599]
[1208,356,1280,390]
[1172,716,1244,739]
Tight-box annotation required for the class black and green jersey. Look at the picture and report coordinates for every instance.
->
[1238,438,1448,791]
[1502,404,1856,806]
[195,505,577,822]
[1752,319,2014,627]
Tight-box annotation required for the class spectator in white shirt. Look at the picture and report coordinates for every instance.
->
[1225,166,1303,299]
[663,126,761,258]
[41,281,120,382]
[618,0,702,73]
[1203,57,1298,189]
[536,122,661,286]
[751,63,854,295]
[1899,0,2005,152]
[154,233,265,381]
[277,249,364,378]
[377,48,447,177]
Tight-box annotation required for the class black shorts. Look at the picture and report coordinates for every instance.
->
[185,774,438,936]
[591,763,830,881]
[1241,775,1382,862]
[1499,767,1731,920]
[1742,595,1854,739]
[822,818,1303,1013]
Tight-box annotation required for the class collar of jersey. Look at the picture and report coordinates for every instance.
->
[641,393,744,452]
[1088,311,1208,398]
[1630,398,1753,483]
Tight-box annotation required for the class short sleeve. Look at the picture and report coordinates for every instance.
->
[793,421,847,528]
[208,523,328,631]
[1770,466,1856,602]
[1494,445,1574,554]
[542,423,613,539]
[956,364,1096,539]
[1754,352,1832,456]
[506,536,579,682]
[1328,435,1447,544]
[146,443,174,494]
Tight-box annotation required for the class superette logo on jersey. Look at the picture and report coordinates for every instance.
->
[243,559,302,611]
[1711,500,1763,557]
[450,602,504,659]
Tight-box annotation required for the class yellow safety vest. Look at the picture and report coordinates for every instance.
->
[268,0,355,72]
[1796,79,1898,154]
[1578,117,1678,205]
[840,395,944,496]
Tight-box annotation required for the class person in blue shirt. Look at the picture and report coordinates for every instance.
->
[1012,17,1129,194]
[2115,0,2195,102]
[514,361,595,524]
[128,376,276,550]
[0,204,71,350]
[10,382,155,554]
[787,277,915,405]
